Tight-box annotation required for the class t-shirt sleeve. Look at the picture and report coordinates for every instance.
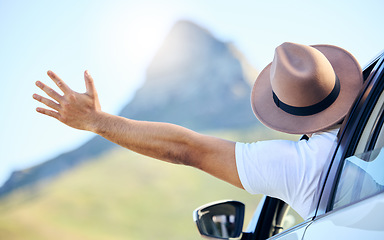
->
[236,140,302,202]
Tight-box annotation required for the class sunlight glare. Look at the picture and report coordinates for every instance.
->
[109,10,173,67]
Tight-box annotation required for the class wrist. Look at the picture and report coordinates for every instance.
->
[87,111,110,134]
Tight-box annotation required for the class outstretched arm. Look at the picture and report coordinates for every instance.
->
[33,70,243,188]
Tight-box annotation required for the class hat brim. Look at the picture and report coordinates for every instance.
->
[251,44,363,134]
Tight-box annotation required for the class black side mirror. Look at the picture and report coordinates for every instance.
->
[193,200,245,239]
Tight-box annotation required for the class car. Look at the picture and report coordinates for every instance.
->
[193,49,384,240]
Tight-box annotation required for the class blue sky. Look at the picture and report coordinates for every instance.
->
[1,0,383,185]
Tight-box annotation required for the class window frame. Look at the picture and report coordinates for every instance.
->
[364,101,384,152]
[313,51,384,217]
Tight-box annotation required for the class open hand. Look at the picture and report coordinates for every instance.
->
[33,70,102,131]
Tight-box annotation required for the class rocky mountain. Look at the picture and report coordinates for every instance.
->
[121,20,257,130]
[0,20,259,197]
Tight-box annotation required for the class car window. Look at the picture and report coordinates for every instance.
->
[332,80,384,210]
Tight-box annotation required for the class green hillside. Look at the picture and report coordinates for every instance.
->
[0,127,297,240]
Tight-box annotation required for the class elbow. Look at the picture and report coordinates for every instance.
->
[166,146,204,170]
[161,131,212,170]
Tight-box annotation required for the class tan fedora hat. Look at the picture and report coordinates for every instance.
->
[251,42,363,134]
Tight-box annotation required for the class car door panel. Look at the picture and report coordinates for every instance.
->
[303,193,384,239]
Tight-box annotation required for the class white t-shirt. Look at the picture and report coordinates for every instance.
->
[235,129,339,219]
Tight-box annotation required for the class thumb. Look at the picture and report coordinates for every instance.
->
[84,70,97,96]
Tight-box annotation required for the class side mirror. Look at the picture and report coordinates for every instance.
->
[193,200,245,239]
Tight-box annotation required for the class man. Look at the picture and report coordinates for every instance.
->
[33,42,363,219]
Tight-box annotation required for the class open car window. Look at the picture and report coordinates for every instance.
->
[333,148,384,209]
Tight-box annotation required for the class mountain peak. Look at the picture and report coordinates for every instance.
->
[146,20,221,78]
[120,20,258,130]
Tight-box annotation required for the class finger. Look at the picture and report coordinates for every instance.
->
[33,94,60,111]
[84,70,97,96]
[36,81,62,102]
[36,107,61,120]
[47,70,71,93]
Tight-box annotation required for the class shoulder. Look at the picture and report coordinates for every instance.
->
[309,128,339,141]
[302,128,339,151]
[235,128,339,165]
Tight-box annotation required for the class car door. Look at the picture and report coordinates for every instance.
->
[302,51,384,239]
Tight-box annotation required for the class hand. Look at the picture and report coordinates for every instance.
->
[33,70,102,131]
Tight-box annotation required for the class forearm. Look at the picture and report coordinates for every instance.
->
[89,112,242,187]
[91,112,207,166]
